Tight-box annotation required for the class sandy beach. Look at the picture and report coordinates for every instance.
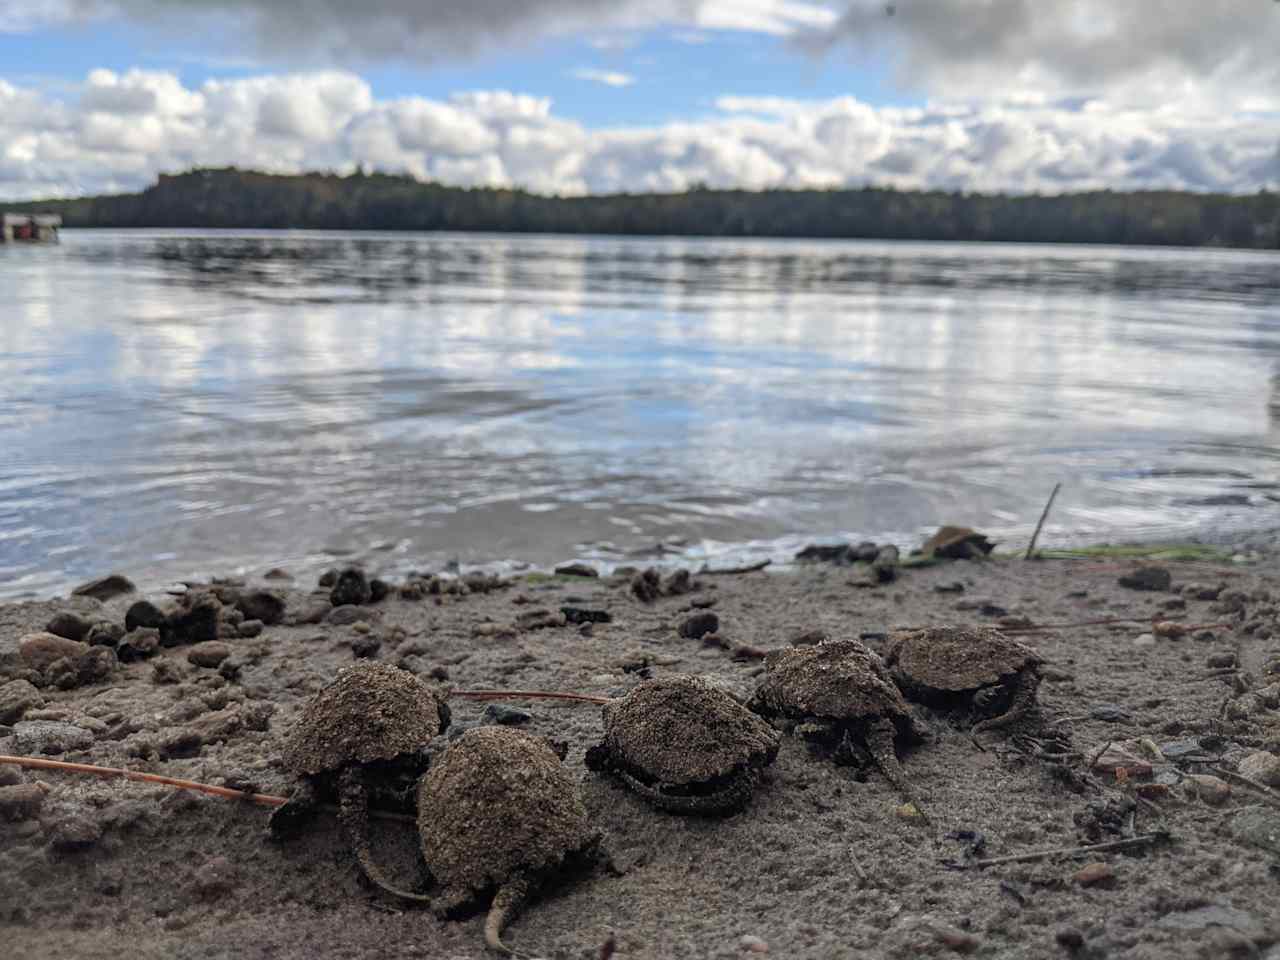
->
[2,544,1279,959]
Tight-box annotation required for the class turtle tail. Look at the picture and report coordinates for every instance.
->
[484,875,530,956]
[861,721,932,827]
[337,768,432,903]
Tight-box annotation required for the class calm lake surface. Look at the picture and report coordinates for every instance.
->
[2,230,1279,598]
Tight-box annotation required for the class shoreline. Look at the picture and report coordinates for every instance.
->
[2,542,1279,958]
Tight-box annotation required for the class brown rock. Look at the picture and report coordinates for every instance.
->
[71,573,136,601]
[236,590,286,625]
[19,633,89,672]
[161,597,220,647]
[0,679,44,724]
[1074,862,1116,887]
[187,642,232,668]
[1238,752,1280,787]
[47,813,102,850]
[1184,774,1231,805]
[44,612,93,642]
[0,783,46,821]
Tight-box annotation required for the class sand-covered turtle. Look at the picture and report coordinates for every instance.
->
[270,662,450,897]
[584,674,780,813]
[885,626,1043,734]
[749,639,928,810]
[418,726,598,956]
[919,526,995,560]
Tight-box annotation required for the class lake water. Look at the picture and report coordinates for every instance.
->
[2,230,1279,598]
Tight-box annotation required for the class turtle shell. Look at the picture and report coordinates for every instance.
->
[751,639,910,723]
[599,675,779,786]
[920,526,995,559]
[417,727,595,895]
[281,662,450,776]
[885,626,1039,692]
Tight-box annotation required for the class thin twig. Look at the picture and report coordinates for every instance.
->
[1002,619,1230,635]
[450,689,611,705]
[0,755,287,806]
[0,755,417,823]
[969,832,1167,869]
[698,560,771,575]
[1025,482,1062,560]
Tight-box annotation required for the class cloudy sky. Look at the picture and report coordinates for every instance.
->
[1,0,1278,199]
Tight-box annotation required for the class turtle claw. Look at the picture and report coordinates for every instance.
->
[972,671,1041,735]
[864,720,933,827]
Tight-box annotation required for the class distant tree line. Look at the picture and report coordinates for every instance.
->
[7,167,1280,248]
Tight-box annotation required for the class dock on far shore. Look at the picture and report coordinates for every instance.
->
[2,212,62,243]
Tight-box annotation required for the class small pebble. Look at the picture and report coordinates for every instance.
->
[895,802,927,823]
[1073,862,1116,887]
[1055,928,1085,949]
[1183,773,1231,805]
[18,632,89,672]
[125,599,168,632]
[481,704,533,726]
[237,619,264,638]
[1118,566,1172,592]
[44,612,94,642]
[0,783,46,821]
[237,590,286,625]
[1133,633,1156,647]
[679,612,720,640]
[1238,752,1280,787]
[739,934,769,953]
[350,635,382,659]
[12,720,94,755]
[1206,652,1237,669]
[327,605,366,626]
[0,679,44,725]
[187,642,232,668]
[47,813,102,851]
[554,562,598,578]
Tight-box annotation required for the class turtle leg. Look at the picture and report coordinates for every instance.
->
[337,767,431,903]
[972,670,1041,735]
[484,874,531,956]
[862,720,931,826]
[268,778,319,840]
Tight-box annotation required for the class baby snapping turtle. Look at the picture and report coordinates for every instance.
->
[584,674,780,813]
[418,726,598,956]
[271,662,450,896]
[885,625,1043,734]
[749,639,928,810]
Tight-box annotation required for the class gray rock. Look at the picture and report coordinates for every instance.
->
[0,679,43,725]
[1231,808,1280,855]
[327,604,366,626]
[554,562,599,578]
[237,619,264,638]
[350,635,382,659]
[71,573,136,601]
[1118,566,1172,591]
[0,767,21,787]
[47,813,103,851]
[187,642,232,668]
[1157,905,1266,941]
[0,783,46,821]
[290,603,331,625]
[86,621,125,647]
[330,568,372,607]
[236,590,285,625]
[76,646,116,684]
[158,729,203,759]
[161,597,220,647]
[125,599,169,632]
[12,719,94,755]
[118,627,161,662]
[44,612,93,642]
[481,704,533,726]
[678,612,720,640]
[1238,752,1280,787]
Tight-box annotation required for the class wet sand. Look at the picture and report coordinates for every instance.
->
[2,550,1279,959]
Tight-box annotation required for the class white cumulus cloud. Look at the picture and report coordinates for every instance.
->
[571,68,636,88]
[0,68,1276,201]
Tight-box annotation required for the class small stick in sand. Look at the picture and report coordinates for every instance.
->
[698,559,771,575]
[968,832,1167,869]
[1025,482,1062,560]
[0,755,417,823]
